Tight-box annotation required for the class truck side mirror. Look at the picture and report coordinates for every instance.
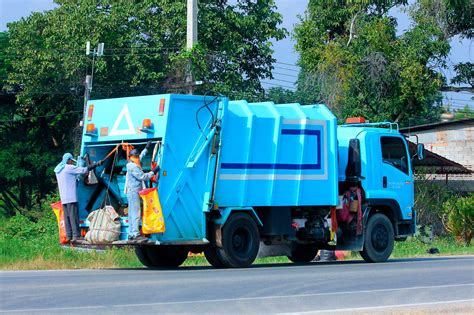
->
[417,143,424,160]
[345,138,361,179]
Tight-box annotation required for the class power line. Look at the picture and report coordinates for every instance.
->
[261,81,297,90]
[274,61,300,68]
[273,65,300,73]
[272,72,298,78]
[266,78,296,84]
[445,97,474,102]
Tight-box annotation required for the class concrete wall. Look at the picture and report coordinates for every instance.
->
[406,121,474,191]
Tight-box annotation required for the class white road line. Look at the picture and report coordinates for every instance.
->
[2,283,473,313]
[284,299,474,314]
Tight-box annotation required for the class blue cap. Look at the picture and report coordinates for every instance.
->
[63,153,77,163]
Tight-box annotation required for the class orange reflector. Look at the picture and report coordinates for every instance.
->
[142,118,152,128]
[86,123,95,133]
[100,127,108,136]
[159,99,165,116]
[345,117,366,124]
[87,104,94,121]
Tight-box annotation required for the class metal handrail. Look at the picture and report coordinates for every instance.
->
[340,121,399,132]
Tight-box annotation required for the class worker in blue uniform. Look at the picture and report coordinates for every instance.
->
[126,142,160,242]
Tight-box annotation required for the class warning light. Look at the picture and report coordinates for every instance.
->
[86,123,95,132]
[140,118,154,133]
[142,118,152,128]
[159,99,165,116]
[345,117,366,124]
[87,104,94,121]
[85,123,97,137]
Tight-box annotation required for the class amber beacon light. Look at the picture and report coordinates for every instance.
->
[345,117,366,124]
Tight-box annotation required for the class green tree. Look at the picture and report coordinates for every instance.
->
[451,62,474,88]
[443,193,474,246]
[453,105,474,119]
[413,0,473,92]
[2,0,285,215]
[294,0,450,125]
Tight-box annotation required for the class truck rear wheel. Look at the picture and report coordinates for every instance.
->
[204,246,226,268]
[135,246,155,268]
[145,246,189,268]
[218,213,260,268]
[287,244,318,263]
[360,213,394,263]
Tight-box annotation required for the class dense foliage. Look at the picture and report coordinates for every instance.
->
[0,0,285,215]
[443,193,474,246]
[293,0,453,124]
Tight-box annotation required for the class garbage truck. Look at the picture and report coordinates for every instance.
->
[75,93,422,268]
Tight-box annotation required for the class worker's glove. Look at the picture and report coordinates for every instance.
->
[96,159,104,166]
[145,141,152,151]
[87,162,98,171]
[152,165,160,174]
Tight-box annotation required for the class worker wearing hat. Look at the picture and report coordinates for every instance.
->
[125,142,160,242]
[54,153,102,243]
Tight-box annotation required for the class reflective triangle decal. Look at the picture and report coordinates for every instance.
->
[109,103,135,136]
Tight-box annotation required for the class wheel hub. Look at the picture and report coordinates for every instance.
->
[232,227,250,256]
[372,224,388,252]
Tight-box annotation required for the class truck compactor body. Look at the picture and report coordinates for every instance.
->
[77,94,417,268]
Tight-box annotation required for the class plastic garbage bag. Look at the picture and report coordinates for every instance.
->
[139,187,165,234]
[51,201,68,244]
[85,205,121,244]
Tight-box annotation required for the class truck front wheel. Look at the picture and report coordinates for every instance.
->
[145,246,189,268]
[218,213,260,268]
[360,213,394,263]
[288,244,318,263]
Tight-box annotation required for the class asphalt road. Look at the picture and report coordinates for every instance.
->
[1,256,473,314]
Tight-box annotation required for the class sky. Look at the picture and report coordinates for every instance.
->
[1,0,472,109]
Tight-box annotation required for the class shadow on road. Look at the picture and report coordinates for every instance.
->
[110,255,473,272]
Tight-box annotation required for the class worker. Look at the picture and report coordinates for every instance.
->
[126,141,159,242]
[54,152,102,243]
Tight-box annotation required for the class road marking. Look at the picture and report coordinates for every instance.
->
[2,283,473,313]
[284,299,474,314]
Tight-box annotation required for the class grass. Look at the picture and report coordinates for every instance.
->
[1,235,473,270]
[1,212,472,270]
[392,237,474,258]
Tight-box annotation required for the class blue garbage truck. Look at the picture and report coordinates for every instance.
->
[77,94,422,268]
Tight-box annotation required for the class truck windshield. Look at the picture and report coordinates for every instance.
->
[381,136,409,174]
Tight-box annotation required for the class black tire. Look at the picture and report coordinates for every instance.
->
[318,250,336,262]
[217,213,260,268]
[204,246,226,268]
[360,213,394,263]
[287,244,319,263]
[135,246,154,268]
[145,246,189,268]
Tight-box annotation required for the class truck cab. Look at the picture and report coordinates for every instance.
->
[337,121,416,261]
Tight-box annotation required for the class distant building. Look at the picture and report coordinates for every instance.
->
[401,118,473,191]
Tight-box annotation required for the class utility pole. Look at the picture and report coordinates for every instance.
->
[186,0,198,94]
[81,42,104,127]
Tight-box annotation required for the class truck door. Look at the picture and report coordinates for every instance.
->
[379,136,414,220]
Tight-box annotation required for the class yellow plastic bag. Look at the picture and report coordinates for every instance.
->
[139,187,165,234]
[51,201,68,244]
